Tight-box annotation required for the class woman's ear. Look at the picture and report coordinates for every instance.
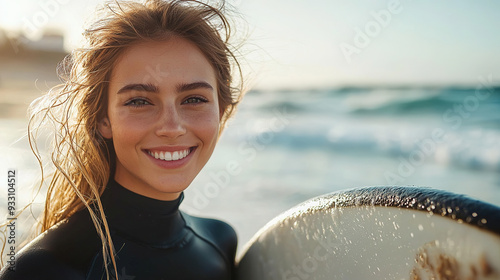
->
[98,117,113,139]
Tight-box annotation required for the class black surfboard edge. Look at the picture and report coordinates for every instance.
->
[296,186,500,236]
[236,186,500,264]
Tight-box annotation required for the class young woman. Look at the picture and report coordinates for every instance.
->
[0,0,244,279]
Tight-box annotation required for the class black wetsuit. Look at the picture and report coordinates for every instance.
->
[0,180,237,279]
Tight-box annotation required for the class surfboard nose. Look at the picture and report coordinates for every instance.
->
[236,186,500,280]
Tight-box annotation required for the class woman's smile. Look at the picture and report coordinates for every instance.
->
[146,147,194,162]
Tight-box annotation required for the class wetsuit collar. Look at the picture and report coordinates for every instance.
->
[100,179,187,248]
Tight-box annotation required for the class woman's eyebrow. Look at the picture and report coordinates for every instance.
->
[117,81,213,94]
[117,83,159,94]
[176,81,214,93]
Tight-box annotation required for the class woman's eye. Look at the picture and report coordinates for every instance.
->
[125,98,151,107]
[183,96,208,104]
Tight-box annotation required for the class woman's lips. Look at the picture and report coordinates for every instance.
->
[144,146,197,163]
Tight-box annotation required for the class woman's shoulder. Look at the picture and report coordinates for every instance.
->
[0,247,85,280]
[0,209,101,280]
[181,212,237,259]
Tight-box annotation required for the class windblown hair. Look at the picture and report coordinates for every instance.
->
[2,0,243,277]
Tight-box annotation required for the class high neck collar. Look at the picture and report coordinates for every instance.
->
[100,179,187,248]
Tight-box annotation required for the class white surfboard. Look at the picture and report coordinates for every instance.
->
[236,186,500,280]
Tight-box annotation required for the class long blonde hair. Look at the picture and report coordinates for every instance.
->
[3,0,243,277]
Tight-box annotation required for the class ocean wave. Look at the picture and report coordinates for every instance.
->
[228,122,500,173]
[248,87,500,117]
[349,94,453,115]
[345,88,500,115]
[231,87,500,172]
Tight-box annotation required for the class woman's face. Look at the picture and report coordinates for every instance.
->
[99,38,220,200]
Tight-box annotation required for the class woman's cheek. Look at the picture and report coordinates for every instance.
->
[112,112,152,141]
[203,108,221,134]
[189,110,220,144]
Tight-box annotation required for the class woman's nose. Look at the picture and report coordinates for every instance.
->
[155,105,187,138]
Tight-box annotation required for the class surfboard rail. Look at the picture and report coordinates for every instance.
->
[237,186,500,280]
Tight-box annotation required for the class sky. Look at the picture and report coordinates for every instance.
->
[1,0,500,89]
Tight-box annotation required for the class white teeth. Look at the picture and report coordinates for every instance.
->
[165,151,172,161]
[172,151,179,160]
[148,149,191,161]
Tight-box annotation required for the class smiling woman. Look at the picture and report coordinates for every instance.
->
[0,0,244,279]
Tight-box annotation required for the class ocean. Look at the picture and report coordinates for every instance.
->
[1,86,500,253]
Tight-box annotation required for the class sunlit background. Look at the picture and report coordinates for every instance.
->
[1,0,500,252]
